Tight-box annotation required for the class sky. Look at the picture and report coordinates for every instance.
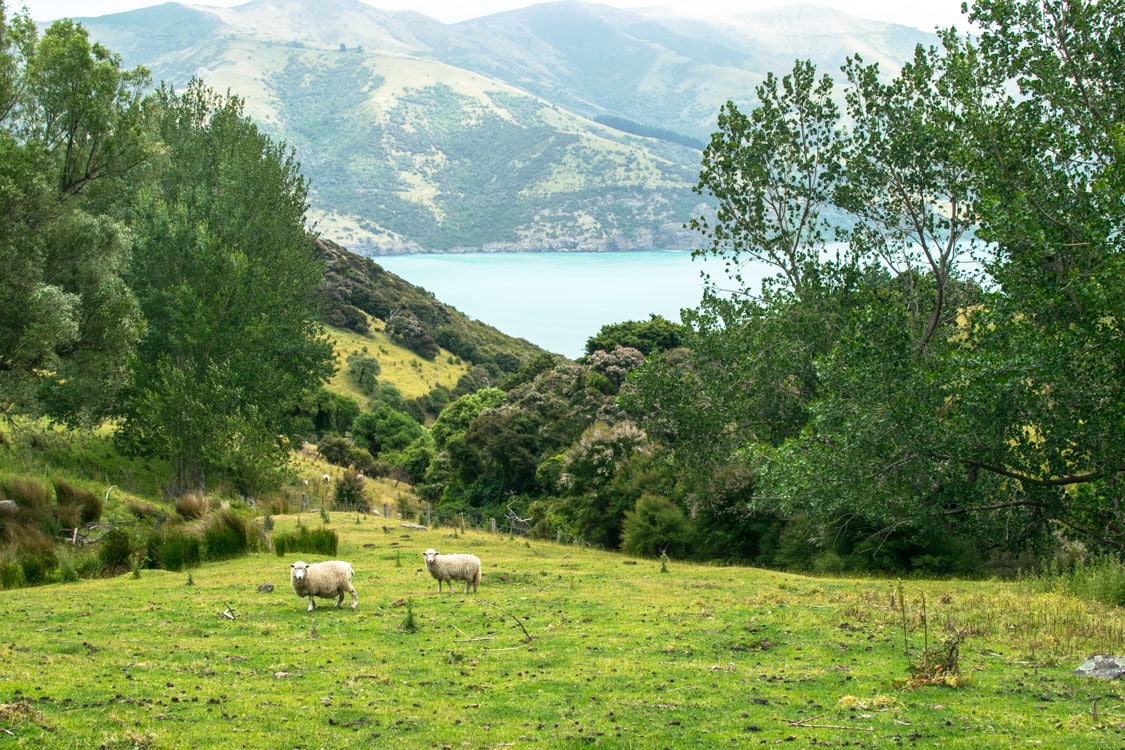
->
[18,0,969,34]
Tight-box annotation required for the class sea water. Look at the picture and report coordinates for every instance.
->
[375,250,751,357]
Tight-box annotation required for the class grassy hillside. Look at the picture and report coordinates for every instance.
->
[325,319,468,403]
[1,521,1124,747]
[75,0,935,253]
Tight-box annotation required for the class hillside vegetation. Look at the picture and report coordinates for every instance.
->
[2,523,1125,748]
[74,0,937,252]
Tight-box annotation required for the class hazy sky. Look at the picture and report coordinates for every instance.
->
[17,0,969,33]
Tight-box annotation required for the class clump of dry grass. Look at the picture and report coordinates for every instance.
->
[174,491,211,520]
[53,478,103,529]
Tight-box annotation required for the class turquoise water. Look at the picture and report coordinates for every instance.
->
[375,250,750,357]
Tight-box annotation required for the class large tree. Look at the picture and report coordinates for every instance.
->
[117,80,334,495]
[628,0,1125,566]
[0,9,148,422]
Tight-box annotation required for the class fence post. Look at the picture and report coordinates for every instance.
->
[490,518,497,534]
[383,502,390,519]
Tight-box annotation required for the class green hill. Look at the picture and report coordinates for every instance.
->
[73,0,935,253]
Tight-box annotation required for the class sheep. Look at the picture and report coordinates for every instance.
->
[422,548,481,594]
[289,560,357,611]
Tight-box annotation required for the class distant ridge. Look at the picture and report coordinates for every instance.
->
[75,0,936,253]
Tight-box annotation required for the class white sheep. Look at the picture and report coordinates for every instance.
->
[289,560,357,611]
[422,548,481,594]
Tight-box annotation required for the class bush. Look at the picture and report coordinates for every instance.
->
[1,477,56,537]
[333,470,369,512]
[201,510,252,561]
[159,529,202,571]
[273,526,338,557]
[98,528,134,573]
[620,494,692,558]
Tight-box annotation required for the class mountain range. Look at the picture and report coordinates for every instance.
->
[76,0,936,253]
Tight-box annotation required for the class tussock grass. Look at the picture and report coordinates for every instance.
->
[2,520,1125,748]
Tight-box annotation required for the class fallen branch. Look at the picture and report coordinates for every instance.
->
[477,599,534,643]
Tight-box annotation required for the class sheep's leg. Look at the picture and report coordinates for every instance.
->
[335,593,344,608]
[307,597,316,611]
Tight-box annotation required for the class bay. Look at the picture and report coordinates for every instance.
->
[375,250,745,358]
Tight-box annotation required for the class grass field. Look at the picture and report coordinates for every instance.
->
[2,518,1125,748]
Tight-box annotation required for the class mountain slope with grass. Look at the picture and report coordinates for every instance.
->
[74,0,936,253]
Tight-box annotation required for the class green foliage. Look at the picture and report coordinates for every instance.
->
[117,79,334,494]
[97,527,133,573]
[351,405,424,459]
[332,470,368,513]
[584,315,686,357]
[200,509,253,561]
[272,525,339,557]
[155,529,202,572]
[0,11,148,423]
[52,479,102,527]
[620,494,692,558]
[316,435,376,474]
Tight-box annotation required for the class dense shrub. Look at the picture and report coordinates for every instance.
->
[333,470,369,512]
[98,528,134,573]
[1,477,56,537]
[201,510,252,561]
[273,526,338,557]
[620,494,692,558]
[159,529,202,571]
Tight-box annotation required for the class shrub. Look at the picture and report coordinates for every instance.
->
[273,526,338,557]
[98,528,134,573]
[620,494,692,558]
[127,499,165,520]
[1,477,55,536]
[333,470,369,513]
[0,559,25,589]
[159,530,202,572]
[201,510,251,561]
[20,551,56,585]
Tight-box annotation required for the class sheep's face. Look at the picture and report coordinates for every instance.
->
[422,549,439,566]
[290,561,309,581]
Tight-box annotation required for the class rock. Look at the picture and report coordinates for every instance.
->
[1075,655,1125,679]
[257,582,275,593]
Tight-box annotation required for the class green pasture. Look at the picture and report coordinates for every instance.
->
[2,518,1125,748]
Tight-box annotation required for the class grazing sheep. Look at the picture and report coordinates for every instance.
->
[289,560,357,611]
[422,548,481,594]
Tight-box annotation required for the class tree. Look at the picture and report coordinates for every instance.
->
[840,44,980,354]
[944,0,1125,547]
[352,404,423,458]
[584,315,686,357]
[0,10,148,422]
[690,59,846,303]
[118,80,334,494]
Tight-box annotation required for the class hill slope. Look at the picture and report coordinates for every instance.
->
[76,0,935,252]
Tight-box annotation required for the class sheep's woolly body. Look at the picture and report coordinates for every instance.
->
[422,548,481,593]
[289,560,357,611]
